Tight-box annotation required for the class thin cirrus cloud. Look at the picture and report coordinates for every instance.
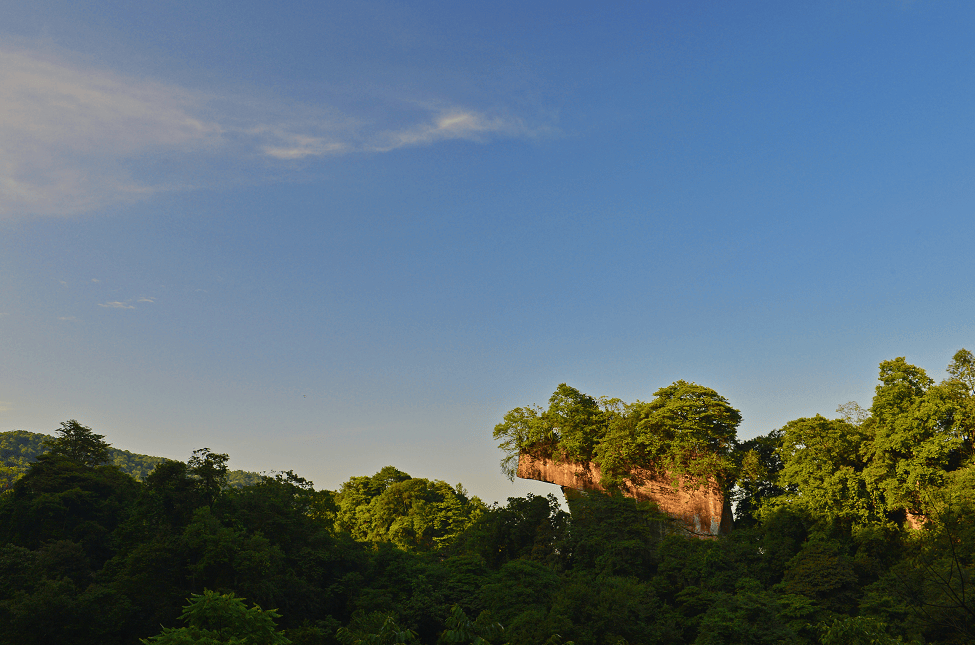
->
[0,44,541,218]
[263,111,531,159]
[98,301,136,309]
[0,47,218,217]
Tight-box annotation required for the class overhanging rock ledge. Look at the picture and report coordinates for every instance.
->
[516,452,733,538]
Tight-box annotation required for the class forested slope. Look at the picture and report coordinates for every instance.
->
[0,351,972,644]
[0,429,262,489]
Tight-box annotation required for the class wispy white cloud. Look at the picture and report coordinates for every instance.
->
[371,111,528,152]
[98,301,136,309]
[262,110,535,159]
[0,43,547,218]
[91,278,100,283]
[0,47,221,217]
[0,402,12,412]
[137,297,155,303]
[58,315,79,321]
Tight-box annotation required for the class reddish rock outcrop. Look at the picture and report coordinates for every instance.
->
[517,453,733,538]
[905,510,927,531]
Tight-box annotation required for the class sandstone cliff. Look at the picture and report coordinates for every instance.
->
[517,452,733,538]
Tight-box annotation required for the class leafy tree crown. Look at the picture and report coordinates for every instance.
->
[42,420,111,467]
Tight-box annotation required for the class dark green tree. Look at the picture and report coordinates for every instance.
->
[42,420,110,467]
[729,429,787,526]
[0,453,139,565]
[452,494,566,569]
[692,579,798,645]
[819,617,909,645]
[336,612,418,645]
[141,590,291,645]
[188,449,229,505]
[439,605,505,645]
[557,491,665,578]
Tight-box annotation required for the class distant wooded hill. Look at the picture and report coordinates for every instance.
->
[0,430,261,486]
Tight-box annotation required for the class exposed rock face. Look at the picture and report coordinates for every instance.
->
[905,510,927,531]
[517,452,733,538]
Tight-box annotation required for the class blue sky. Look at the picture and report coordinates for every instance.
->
[2,1,974,502]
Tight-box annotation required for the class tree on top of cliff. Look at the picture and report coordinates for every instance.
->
[597,381,741,488]
[492,384,610,480]
[493,381,741,489]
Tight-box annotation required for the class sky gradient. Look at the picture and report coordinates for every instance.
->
[2,1,974,503]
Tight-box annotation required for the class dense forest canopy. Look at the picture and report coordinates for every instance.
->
[0,350,973,644]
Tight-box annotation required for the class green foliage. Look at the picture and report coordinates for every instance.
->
[729,429,787,525]
[43,420,111,467]
[944,349,975,463]
[764,352,975,532]
[766,415,874,525]
[0,463,22,492]
[692,579,799,645]
[189,449,230,505]
[453,493,566,568]
[543,385,608,467]
[109,447,167,481]
[0,453,140,564]
[875,497,975,643]
[494,381,741,489]
[478,559,561,627]
[819,616,910,645]
[946,349,975,394]
[336,612,419,644]
[0,430,48,472]
[557,491,666,577]
[439,605,505,645]
[6,355,975,645]
[3,427,259,494]
[334,467,485,551]
[0,430,246,485]
[227,470,265,489]
[141,590,291,645]
[493,385,613,478]
[624,381,741,487]
[778,539,859,615]
[863,357,966,517]
[546,571,672,645]
[182,505,287,604]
